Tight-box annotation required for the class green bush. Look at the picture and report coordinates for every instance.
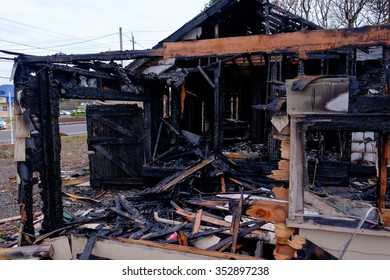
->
[70,111,86,117]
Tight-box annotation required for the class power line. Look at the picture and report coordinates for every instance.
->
[0,17,80,39]
[45,32,118,49]
[122,33,146,50]
[0,38,58,52]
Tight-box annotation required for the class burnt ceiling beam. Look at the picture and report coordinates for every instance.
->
[268,11,301,31]
[262,1,323,30]
[61,85,149,101]
[162,24,390,59]
[305,115,390,132]
[14,49,163,64]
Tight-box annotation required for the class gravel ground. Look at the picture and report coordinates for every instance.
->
[0,144,19,220]
[0,134,90,236]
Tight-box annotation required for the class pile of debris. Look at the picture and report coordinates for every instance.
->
[0,152,337,260]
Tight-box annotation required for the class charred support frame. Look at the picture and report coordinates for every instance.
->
[14,58,155,239]
[37,69,64,234]
[213,61,223,154]
[288,115,390,226]
[15,66,64,242]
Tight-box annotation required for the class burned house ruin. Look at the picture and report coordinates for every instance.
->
[4,0,390,260]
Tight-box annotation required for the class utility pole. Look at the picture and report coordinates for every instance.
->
[131,32,135,50]
[119,27,123,51]
[8,90,13,144]
[119,27,123,66]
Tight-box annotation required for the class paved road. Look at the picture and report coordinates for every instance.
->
[0,122,87,144]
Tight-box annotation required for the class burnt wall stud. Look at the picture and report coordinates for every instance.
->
[38,69,64,233]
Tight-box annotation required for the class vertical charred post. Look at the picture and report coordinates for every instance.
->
[37,68,63,233]
[213,60,223,155]
[14,63,35,244]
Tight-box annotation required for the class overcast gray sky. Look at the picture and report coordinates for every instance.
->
[0,0,207,85]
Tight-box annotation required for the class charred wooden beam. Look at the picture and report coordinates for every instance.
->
[206,221,266,251]
[304,116,390,132]
[214,61,223,154]
[231,187,244,253]
[37,69,64,234]
[162,24,390,59]
[171,200,231,227]
[92,144,139,177]
[139,222,188,240]
[79,235,97,260]
[140,156,215,195]
[197,65,215,88]
[264,1,323,30]
[14,49,163,64]
[61,85,148,101]
[90,178,143,186]
[349,96,390,114]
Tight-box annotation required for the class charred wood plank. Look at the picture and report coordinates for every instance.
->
[152,122,163,160]
[92,144,139,177]
[206,221,266,251]
[228,177,258,191]
[88,137,141,145]
[33,215,110,244]
[177,231,188,246]
[61,85,148,101]
[231,187,243,253]
[90,178,143,186]
[109,207,145,225]
[129,224,152,240]
[94,116,140,139]
[197,66,215,88]
[79,235,97,260]
[139,222,188,240]
[193,209,203,234]
[171,200,230,227]
[159,117,181,135]
[15,49,163,64]
[118,195,141,217]
[141,156,215,195]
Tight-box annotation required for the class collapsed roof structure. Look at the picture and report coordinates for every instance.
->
[4,0,390,259]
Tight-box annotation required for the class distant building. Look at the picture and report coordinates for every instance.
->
[0,84,14,119]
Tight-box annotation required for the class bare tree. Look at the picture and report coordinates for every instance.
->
[270,0,385,28]
[330,0,370,28]
[301,0,313,20]
[313,0,332,28]
[366,0,390,24]
[271,0,301,16]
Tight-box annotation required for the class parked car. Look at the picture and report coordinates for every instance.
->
[0,118,6,130]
